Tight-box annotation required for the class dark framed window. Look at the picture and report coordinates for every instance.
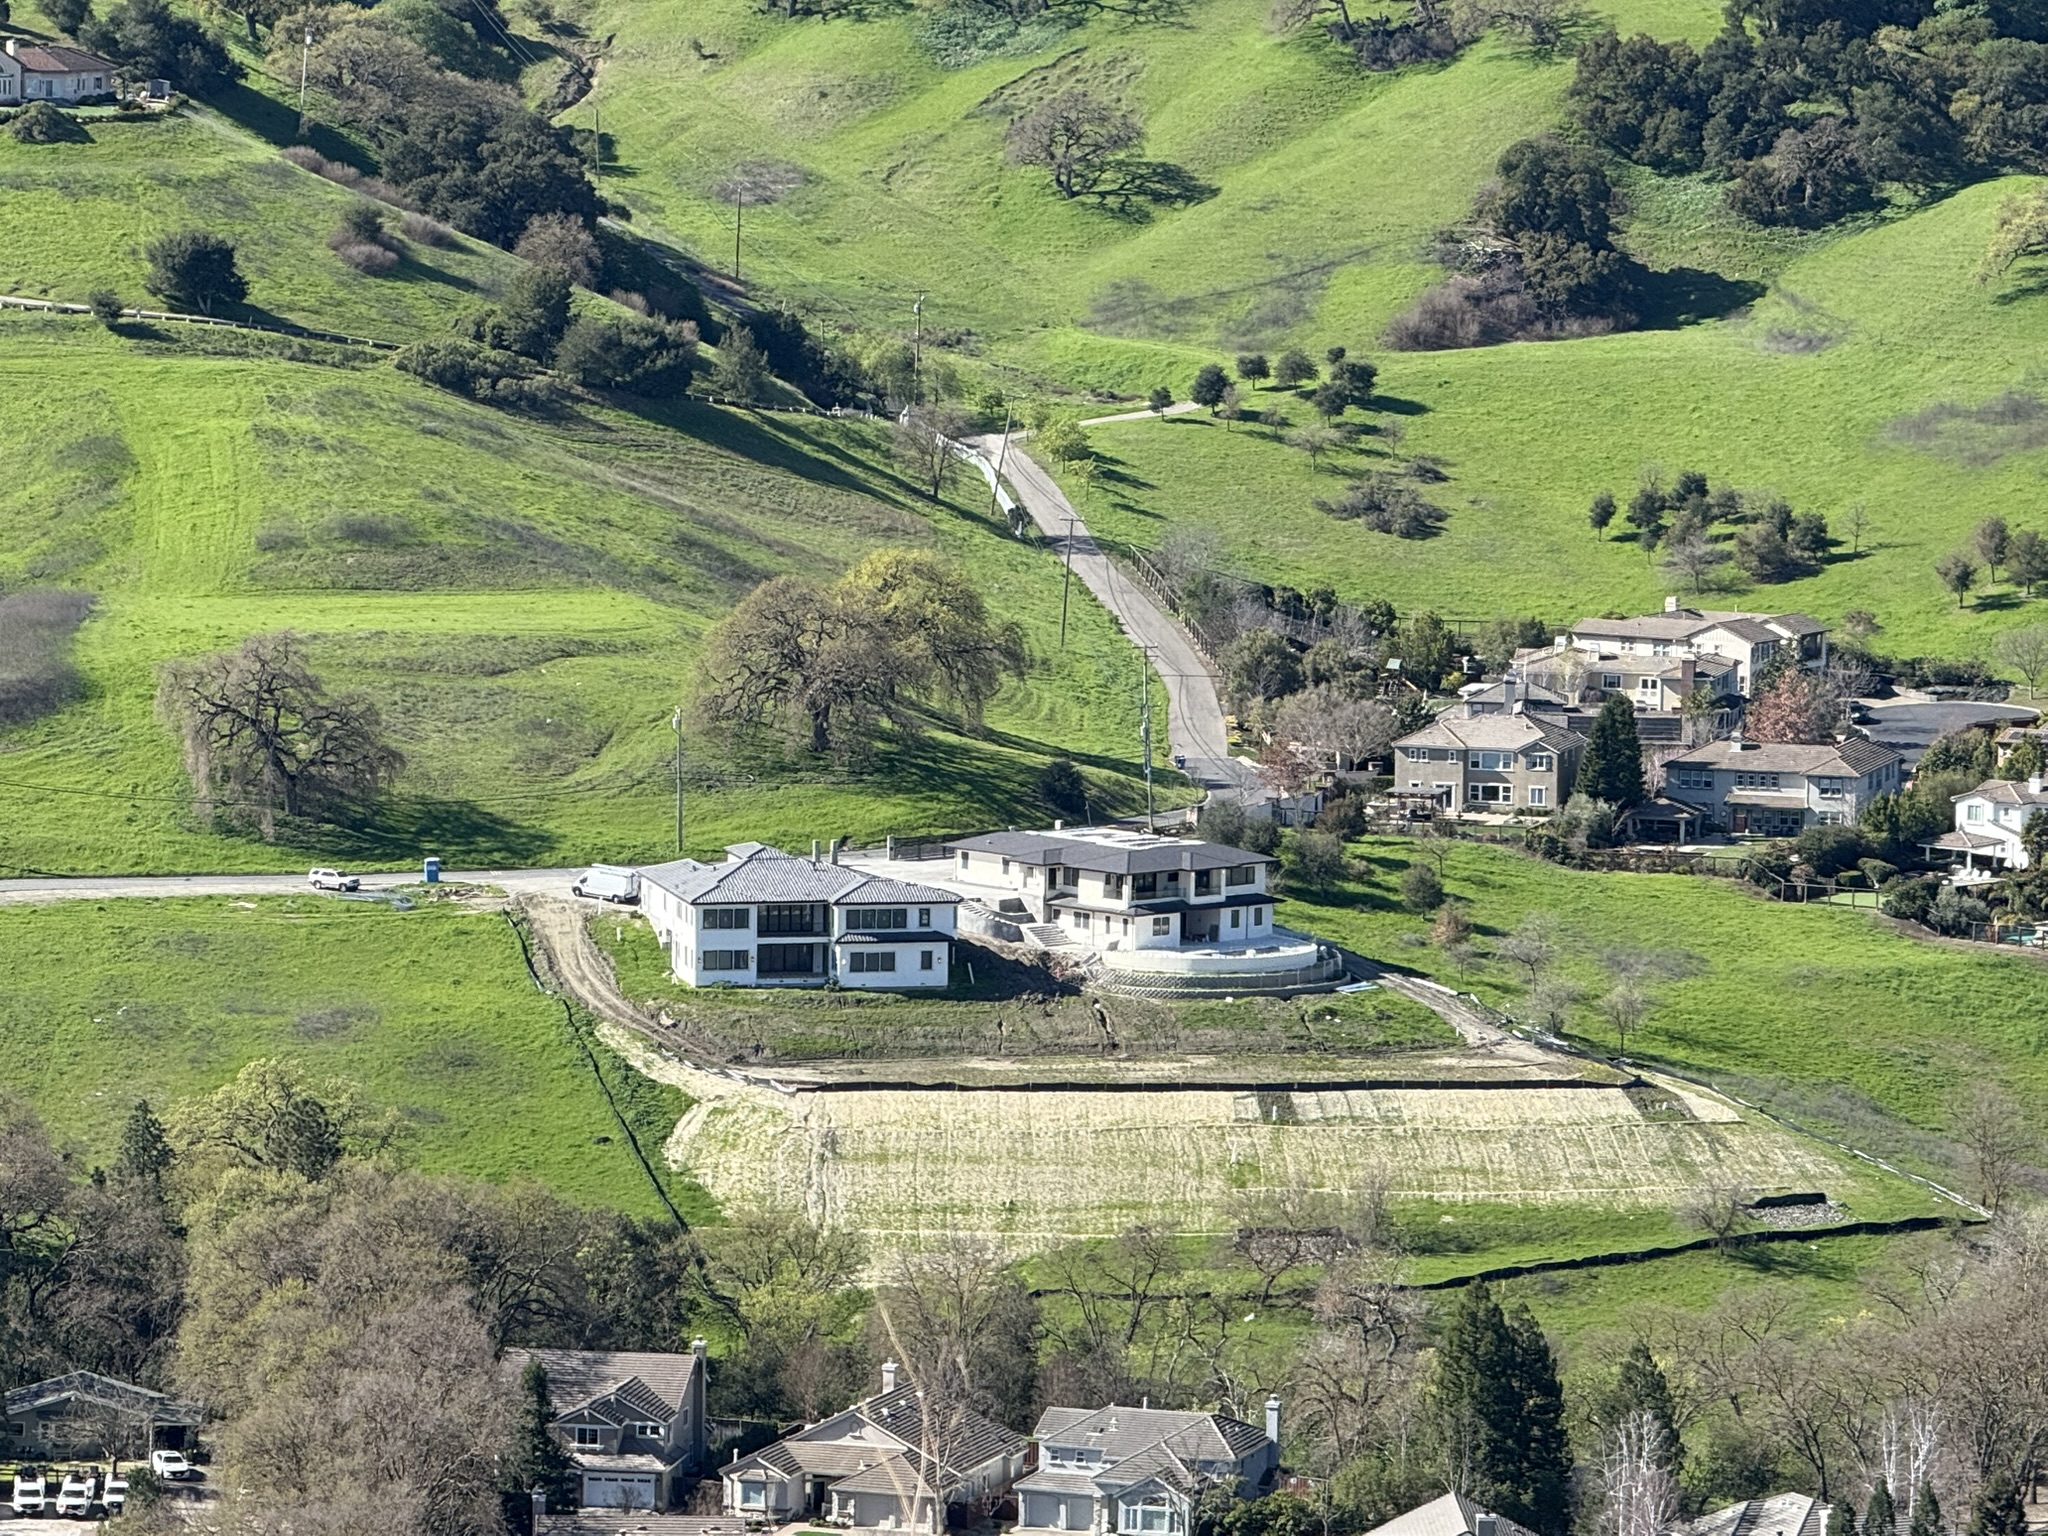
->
[761,903,822,935]
[757,943,819,975]
[703,907,750,930]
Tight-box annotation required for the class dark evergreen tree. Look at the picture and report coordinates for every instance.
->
[1504,1303,1573,1536]
[1601,1339,1683,1471]
[1191,363,1231,410]
[1909,1482,1943,1536]
[116,1099,174,1194]
[1966,1479,2025,1536]
[1865,1480,1898,1536]
[1434,1285,1574,1536]
[1575,695,1647,807]
[505,1360,578,1532]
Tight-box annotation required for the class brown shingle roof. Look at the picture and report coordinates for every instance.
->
[11,43,115,72]
[1665,737,1898,777]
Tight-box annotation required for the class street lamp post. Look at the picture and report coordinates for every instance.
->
[670,707,684,856]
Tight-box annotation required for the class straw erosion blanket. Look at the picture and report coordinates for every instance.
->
[652,1059,1847,1252]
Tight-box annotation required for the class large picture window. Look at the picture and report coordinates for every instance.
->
[849,951,897,973]
[702,950,749,972]
[1119,1496,1184,1535]
[757,943,819,975]
[761,903,822,935]
[702,907,750,930]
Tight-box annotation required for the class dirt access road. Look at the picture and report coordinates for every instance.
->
[0,867,581,905]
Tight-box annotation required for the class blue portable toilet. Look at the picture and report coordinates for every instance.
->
[423,856,441,884]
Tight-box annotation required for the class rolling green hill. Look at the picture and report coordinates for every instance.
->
[570,0,2048,657]
[0,309,1168,874]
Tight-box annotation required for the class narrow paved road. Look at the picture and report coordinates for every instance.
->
[0,867,582,904]
[974,432,1260,802]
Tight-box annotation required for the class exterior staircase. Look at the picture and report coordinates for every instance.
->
[1022,922,1073,948]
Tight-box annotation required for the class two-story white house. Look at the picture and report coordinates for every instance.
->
[1929,774,2048,875]
[722,1363,1028,1531]
[946,828,1281,952]
[638,843,959,989]
[503,1344,709,1513]
[1659,736,1903,836]
[1011,1401,1280,1536]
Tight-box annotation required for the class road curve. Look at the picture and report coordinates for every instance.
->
[974,432,1260,802]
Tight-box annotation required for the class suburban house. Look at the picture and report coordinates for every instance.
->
[1389,707,1587,813]
[721,1363,1028,1530]
[0,38,117,103]
[1929,774,2048,875]
[503,1344,709,1513]
[1357,1493,1541,1536]
[637,843,959,989]
[1516,640,1745,717]
[1561,600,1829,696]
[1682,1493,1831,1536]
[1659,736,1903,836]
[1011,1400,1281,1536]
[0,1372,202,1460]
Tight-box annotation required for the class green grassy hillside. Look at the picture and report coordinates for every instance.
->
[1292,837,2048,1182]
[0,315,1169,873]
[0,894,703,1218]
[0,107,524,337]
[1055,176,2048,655]
[573,0,2048,658]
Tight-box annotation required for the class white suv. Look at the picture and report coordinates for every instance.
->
[150,1449,194,1480]
[308,868,360,892]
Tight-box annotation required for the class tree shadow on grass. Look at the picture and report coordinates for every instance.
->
[621,396,893,502]
[1373,394,1432,417]
[203,82,368,167]
[294,796,555,866]
[1635,267,1768,330]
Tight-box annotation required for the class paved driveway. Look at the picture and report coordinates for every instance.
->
[1859,700,2039,768]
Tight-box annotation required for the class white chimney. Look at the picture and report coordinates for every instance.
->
[2031,773,2043,796]
[1664,594,1680,613]
[1265,1395,1281,1445]
[692,1336,708,1358]
[881,1360,899,1393]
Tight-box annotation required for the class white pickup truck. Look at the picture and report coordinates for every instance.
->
[54,1470,98,1516]
[308,868,361,892]
[12,1466,46,1515]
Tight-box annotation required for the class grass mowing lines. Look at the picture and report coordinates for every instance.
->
[0,895,706,1219]
[1287,836,2048,1181]
[0,329,1173,872]
[668,1072,1922,1257]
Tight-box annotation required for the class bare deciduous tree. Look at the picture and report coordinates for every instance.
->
[1597,1410,1680,1536]
[1993,625,2048,701]
[157,632,404,839]
[1004,90,1143,199]
[1950,1084,2039,1216]
[892,403,969,499]
[1681,1183,1755,1251]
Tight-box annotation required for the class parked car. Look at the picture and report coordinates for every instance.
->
[150,1449,193,1480]
[13,1465,47,1514]
[55,1470,97,1516]
[308,868,360,892]
[103,1475,128,1514]
[571,864,639,904]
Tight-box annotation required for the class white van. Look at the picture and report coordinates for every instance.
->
[572,865,640,904]
[13,1465,47,1514]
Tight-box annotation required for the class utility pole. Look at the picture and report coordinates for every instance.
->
[670,707,684,856]
[912,292,925,404]
[1058,513,1076,650]
[298,28,313,120]
[733,189,743,284]
[987,406,1012,524]
[1140,648,1156,831]
[590,102,601,182]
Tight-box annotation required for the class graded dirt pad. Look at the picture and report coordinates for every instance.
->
[657,1067,1848,1252]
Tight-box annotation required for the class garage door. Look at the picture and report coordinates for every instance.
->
[581,1473,658,1509]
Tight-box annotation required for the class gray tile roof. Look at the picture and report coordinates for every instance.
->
[1684,1493,1830,1536]
[950,831,1272,875]
[3,1372,200,1425]
[729,1384,1023,1492]
[1362,1493,1542,1536]
[1665,737,1899,777]
[1953,777,2048,806]
[505,1348,701,1418]
[1393,713,1586,755]
[637,847,958,909]
[1031,1404,1266,1465]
